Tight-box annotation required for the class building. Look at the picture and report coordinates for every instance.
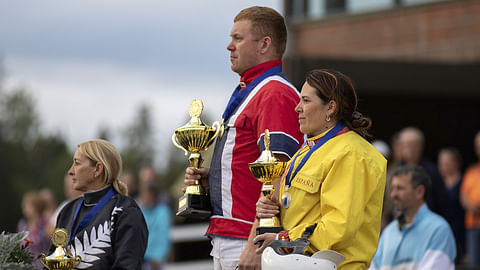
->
[283,0,480,166]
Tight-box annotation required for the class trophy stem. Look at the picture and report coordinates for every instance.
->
[261,183,275,197]
[189,152,204,168]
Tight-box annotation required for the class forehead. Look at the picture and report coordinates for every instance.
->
[231,20,253,36]
[392,173,412,186]
[300,82,317,96]
[73,149,88,161]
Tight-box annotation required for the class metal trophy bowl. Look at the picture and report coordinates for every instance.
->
[249,129,286,235]
[172,99,223,219]
[40,228,82,270]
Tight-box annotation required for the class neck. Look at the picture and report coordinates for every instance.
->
[403,202,423,225]
[443,172,460,188]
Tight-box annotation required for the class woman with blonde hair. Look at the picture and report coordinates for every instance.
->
[51,139,148,269]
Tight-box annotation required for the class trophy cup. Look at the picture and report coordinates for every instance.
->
[40,228,82,270]
[249,129,287,235]
[172,99,222,218]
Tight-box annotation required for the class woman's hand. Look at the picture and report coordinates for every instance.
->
[253,233,277,254]
[183,167,209,192]
[256,196,279,219]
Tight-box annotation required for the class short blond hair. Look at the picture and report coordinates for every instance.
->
[77,139,128,195]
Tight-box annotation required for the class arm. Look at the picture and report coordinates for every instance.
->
[238,196,280,269]
[112,207,149,269]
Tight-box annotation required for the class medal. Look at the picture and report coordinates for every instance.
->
[281,186,292,209]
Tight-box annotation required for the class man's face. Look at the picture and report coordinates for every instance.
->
[399,130,423,165]
[227,20,262,75]
[390,173,420,213]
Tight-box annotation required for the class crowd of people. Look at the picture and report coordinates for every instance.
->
[13,4,480,270]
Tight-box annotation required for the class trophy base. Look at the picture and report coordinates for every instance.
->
[256,226,283,235]
[176,193,212,219]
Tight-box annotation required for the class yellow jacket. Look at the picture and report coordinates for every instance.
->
[279,129,386,270]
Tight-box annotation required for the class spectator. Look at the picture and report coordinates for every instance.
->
[438,147,465,263]
[370,166,456,270]
[46,174,83,237]
[138,182,171,270]
[122,170,138,198]
[17,190,50,269]
[460,131,480,268]
[398,127,451,224]
[183,6,303,269]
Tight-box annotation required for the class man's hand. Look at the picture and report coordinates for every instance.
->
[183,167,209,192]
[238,244,261,270]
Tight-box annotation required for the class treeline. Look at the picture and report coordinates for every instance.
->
[0,65,188,232]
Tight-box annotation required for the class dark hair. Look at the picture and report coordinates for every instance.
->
[305,69,372,138]
[234,6,287,58]
[392,165,431,200]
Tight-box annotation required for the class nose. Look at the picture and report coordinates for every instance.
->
[295,101,302,113]
[227,41,234,52]
[68,164,74,176]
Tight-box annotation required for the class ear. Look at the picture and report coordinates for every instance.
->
[94,162,104,178]
[326,100,337,117]
[258,36,272,55]
[415,185,425,201]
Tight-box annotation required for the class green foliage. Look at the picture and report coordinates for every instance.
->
[0,231,35,270]
[121,103,155,174]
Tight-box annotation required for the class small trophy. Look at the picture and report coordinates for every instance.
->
[172,99,222,218]
[40,228,82,270]
[249,129,286,235]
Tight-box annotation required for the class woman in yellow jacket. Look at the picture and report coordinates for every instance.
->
[253,69,387,270]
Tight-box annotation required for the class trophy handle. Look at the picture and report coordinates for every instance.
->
[73,255,82,267]
[208,121,223,146]
[39,253,50,270]
[172,133,189,156]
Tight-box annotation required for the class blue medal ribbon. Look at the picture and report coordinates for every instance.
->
[284,123,346,188]
[69,187,115,245]
[222,65,283,121]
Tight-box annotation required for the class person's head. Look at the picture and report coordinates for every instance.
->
[21,191,46,220]
[139,166,157,186]
[227,6,287,75]
[398,127,424,165]
[390,166,431,215]
[121,170,137,197]
[295,69,371,138]
[68,139,128,195]
[390,132,402,163]
[39,188,57,213]
[139,182,158,207]
[474,131,480,160]
[64,173,83,200]
[438,148,462,177]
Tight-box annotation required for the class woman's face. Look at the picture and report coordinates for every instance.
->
[68,149,98,192]
[295,82,333,137]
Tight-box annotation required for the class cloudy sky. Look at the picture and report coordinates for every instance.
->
[0,0,281,157]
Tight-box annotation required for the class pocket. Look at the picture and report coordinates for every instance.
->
[290,172,321,193]
[226,114,251,130]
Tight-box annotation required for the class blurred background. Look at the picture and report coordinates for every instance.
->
[1,0,479,269]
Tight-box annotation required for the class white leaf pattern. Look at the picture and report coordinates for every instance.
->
[71,207,124,269]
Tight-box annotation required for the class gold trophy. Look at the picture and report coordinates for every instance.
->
[40,228,82,270]
[249,129,287,235]
[172,99,222,218]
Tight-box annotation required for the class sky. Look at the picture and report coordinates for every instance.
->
[0,0,282,160]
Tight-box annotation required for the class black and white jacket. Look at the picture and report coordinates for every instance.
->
[51,186,148,269]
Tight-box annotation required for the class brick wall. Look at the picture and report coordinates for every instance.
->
[291,0,480,63]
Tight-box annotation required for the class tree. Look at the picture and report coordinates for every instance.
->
[121,103,156,174]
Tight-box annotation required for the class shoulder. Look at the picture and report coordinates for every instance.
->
[257,78,299,100]
[420,208,452,234]
[328,131,387,167]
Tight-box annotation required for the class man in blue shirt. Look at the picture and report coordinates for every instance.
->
[370,165,456,270]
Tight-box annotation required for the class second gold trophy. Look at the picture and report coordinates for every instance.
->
[248,129,286,234]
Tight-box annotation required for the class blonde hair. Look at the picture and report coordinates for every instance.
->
[77,139,128,195]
